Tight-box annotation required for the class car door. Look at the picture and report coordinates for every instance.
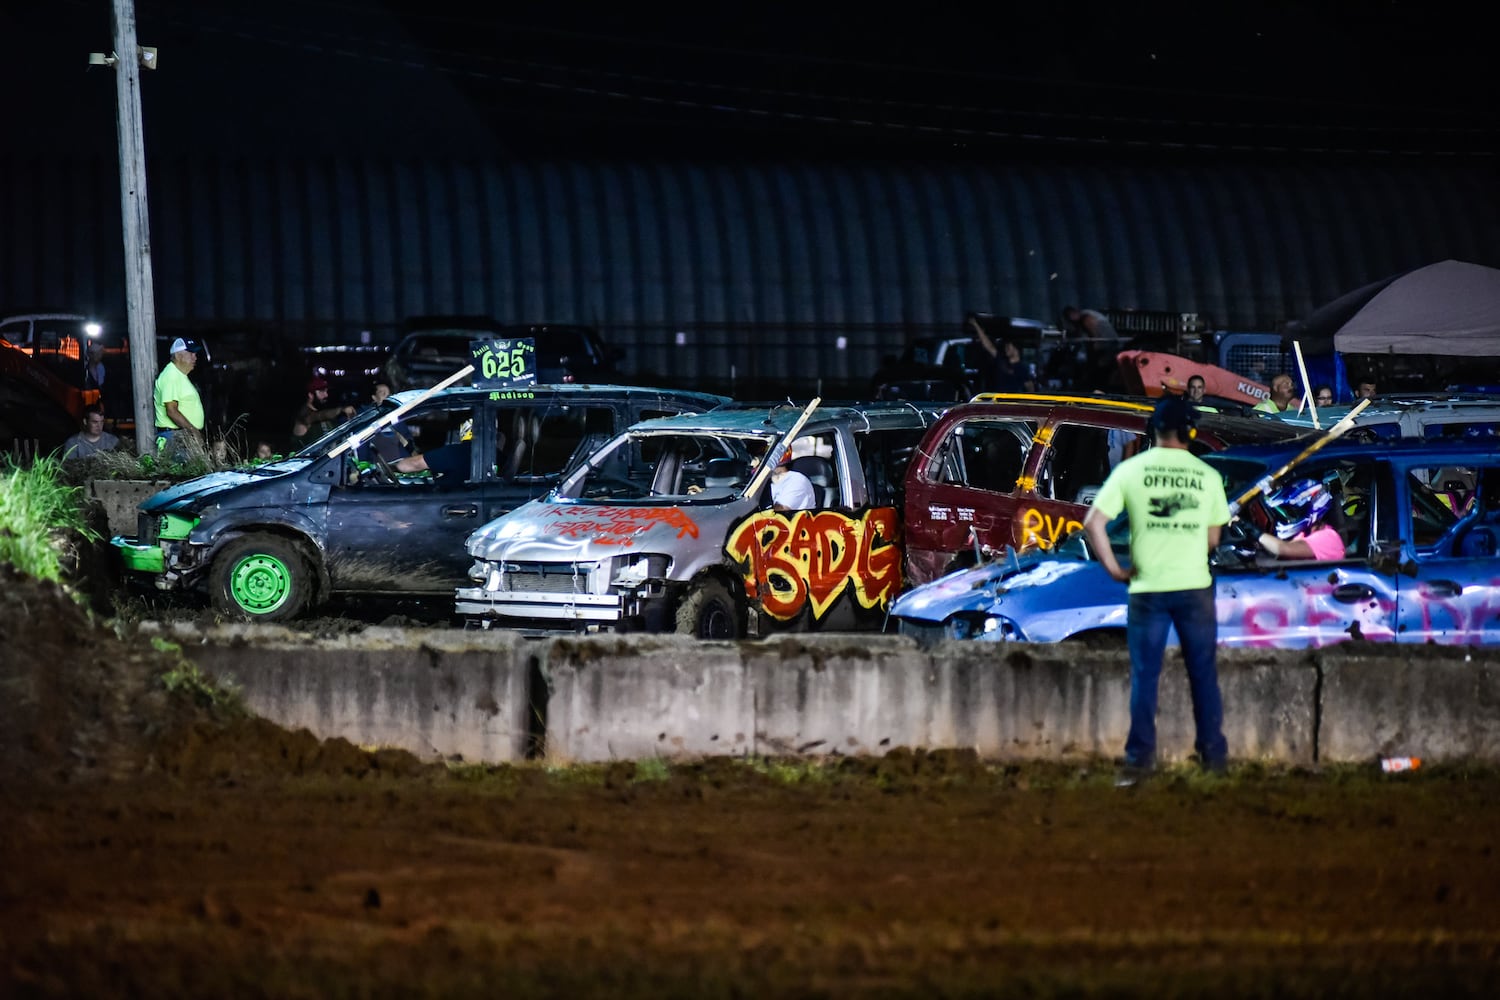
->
[493,399,621,512]
[1395,461,1500,645]
[324,399,491,594]
[1215,456,1400,649]
[906,413,1035,583]
[1024,415,1146,550]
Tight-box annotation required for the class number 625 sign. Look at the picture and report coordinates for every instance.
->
[471,338,536,388]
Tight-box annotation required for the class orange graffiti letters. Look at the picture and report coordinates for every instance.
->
[1018,507,1082,550]
[726,508,903,621]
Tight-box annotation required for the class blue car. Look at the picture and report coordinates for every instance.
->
[891,436,1500,649]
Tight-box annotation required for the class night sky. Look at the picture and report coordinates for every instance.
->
[5,0,1496,163]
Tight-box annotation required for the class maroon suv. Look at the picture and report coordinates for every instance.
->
[902,393,1303,586]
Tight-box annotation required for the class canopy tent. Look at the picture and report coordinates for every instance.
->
[1283,260,1500,357]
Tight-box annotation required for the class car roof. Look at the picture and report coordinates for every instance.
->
[389,383,728,408]
[0,312,92,322]
[1208,435,1500,469]
[966,391,1154,412]
[937,393,1305,442]
[1264,396,1500,428]
[629,400,946,435]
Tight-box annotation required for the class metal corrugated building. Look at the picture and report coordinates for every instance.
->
[3,156,1496,391]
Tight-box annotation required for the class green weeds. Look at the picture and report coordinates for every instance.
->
[152,636,246,716]
[0,453,98,582]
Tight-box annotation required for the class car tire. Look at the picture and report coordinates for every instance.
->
[674,578,741,640]
[210,534,314,622]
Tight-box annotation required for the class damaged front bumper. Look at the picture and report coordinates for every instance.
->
[110,510,203,589]
[455,554,671,629]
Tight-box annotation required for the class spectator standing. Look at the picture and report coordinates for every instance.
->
[61,407,120,461]
[1062,305,1123,392]
[1185,375,1207,404]
[290,376,356,451]
[1353,379,1377,401]
[969,317,1036,393]
[1083,395,1230,780]
[83,341,107,395]
[154,338,205,457]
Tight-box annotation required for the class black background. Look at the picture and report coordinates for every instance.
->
[5,0,1496,162]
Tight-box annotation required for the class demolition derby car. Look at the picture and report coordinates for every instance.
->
[891,436,1500,648]
[901,392,1301,586]
[113,383,727,620]
[456,400,945,638]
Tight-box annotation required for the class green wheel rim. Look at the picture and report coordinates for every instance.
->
[228,552,294,615]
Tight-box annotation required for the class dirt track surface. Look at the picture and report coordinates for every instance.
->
[4,568,1500,997]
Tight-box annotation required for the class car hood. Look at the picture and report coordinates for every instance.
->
[891,552,1098,622]
[139,460,311,514]
[466,497,740,565]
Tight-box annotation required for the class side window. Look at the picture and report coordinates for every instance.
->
[1407,465,1476,550]
[932,419,1031,493]
[389,404,477,485]
[786,432,841,508]
[1040,424,1137,504]
[497,406,610,481]
[855,426,927,507]
[1269,459,1375,558]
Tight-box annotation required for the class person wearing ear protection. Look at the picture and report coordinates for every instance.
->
[1253,478,1342,560]
[1083,394,1230,778]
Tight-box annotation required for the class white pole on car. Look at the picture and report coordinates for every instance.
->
[1229,398,1370,515]
[743,397,822,500]
[327,365,475,458]
[1293,340,1320,429]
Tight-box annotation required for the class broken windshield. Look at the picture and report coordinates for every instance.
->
[559,430,775,503]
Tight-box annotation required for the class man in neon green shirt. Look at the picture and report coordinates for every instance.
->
[154,337,205,457]
[1252,373,1298,413]
[1083,395,1230,778]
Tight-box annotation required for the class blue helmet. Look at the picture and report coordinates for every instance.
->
[1265,478,1333,539]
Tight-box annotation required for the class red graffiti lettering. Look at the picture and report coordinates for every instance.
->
[725,508,904,621]
[546,506,699,549]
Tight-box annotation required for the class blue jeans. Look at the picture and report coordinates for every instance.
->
[1124,586,1227,769]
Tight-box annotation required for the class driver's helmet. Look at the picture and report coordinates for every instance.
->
[1265,478,1332,540]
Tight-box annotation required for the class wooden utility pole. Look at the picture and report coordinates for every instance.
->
[110,0,160,455]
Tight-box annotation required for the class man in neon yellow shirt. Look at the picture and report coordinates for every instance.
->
[1252,373,1298,413]
[154,337,205,456]
[1083,395,1230,778]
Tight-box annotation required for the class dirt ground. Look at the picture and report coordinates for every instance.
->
[4,566,1500,998]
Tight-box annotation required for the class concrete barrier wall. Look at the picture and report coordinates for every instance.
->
[170,624,534,762]
[542,635,753,762]
[171,624,1489,766]
[93,480,172,537]
[1318,648,1500,763]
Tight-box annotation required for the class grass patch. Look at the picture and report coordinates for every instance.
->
[56,416,268,489]
[0,453,98,583]
[151,636,246,717]
[632,757,671,783]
